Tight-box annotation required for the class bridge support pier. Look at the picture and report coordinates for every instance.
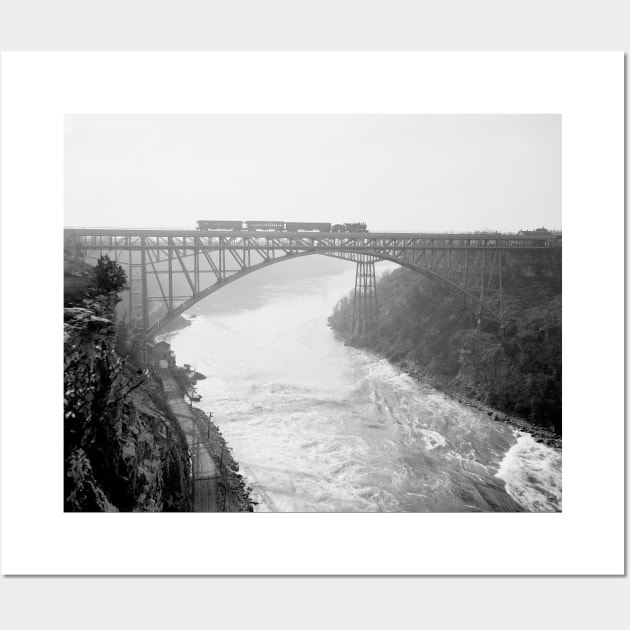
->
[352,255,378,337]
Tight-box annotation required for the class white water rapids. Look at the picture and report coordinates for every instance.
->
[163,258,561,512]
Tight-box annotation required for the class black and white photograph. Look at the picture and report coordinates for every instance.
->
[63,114,562,513]
[1,1,628,624]
[2,50,623,581]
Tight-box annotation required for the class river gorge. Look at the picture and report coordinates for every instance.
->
[163,257,561,513]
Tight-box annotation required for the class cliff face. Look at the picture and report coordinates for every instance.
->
[64,290,191,512]
[329,251,562,434]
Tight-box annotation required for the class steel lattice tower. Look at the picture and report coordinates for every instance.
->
[352,255,378,336]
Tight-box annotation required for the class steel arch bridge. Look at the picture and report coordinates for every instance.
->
[65,228,561,339]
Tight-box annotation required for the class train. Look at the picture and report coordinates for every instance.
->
[196,220,368,232]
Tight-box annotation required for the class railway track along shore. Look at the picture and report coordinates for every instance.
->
[160,370,220,512]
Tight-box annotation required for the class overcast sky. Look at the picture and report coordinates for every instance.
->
[64,114,561,232]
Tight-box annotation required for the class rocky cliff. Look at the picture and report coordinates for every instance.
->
[64,294,192,512]
[64,255,256,512]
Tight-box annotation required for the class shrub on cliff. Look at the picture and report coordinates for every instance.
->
[94,255,128,296]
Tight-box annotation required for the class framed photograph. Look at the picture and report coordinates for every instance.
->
[1,52,623,575]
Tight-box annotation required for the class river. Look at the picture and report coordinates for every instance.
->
[163,257,562,512]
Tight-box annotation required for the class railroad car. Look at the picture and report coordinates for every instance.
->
[197,220,243,231]
[285,222,332,232]
[244,221,286,231]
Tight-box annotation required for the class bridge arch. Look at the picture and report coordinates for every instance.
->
[147,248,501,338]
[66,227,551,338]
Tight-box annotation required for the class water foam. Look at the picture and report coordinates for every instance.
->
[496,432,562,512]
[419,429,447,451]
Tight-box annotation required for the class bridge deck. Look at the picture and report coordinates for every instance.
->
[66,228,561,251]
[66,227,558,240]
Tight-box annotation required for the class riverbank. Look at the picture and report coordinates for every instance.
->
[162,366,254,512]
[330,263,562,437]
[339,333,562,450]
[394,358,562,449]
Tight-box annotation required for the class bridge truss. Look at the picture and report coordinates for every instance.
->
[65,229,561,339]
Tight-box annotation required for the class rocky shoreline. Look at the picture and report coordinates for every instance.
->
[396,360,562,450]
[167,365,255,511]
[189,406,256,511]
[339,330,562,451]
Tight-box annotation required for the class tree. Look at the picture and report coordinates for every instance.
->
[94,255,128,295]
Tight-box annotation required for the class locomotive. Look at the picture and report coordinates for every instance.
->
[196,220,368,232]
[332,222,367,232]
[517,227,562,247]
[517,227,553,236]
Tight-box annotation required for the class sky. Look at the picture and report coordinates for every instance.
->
[64,114,561,232]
